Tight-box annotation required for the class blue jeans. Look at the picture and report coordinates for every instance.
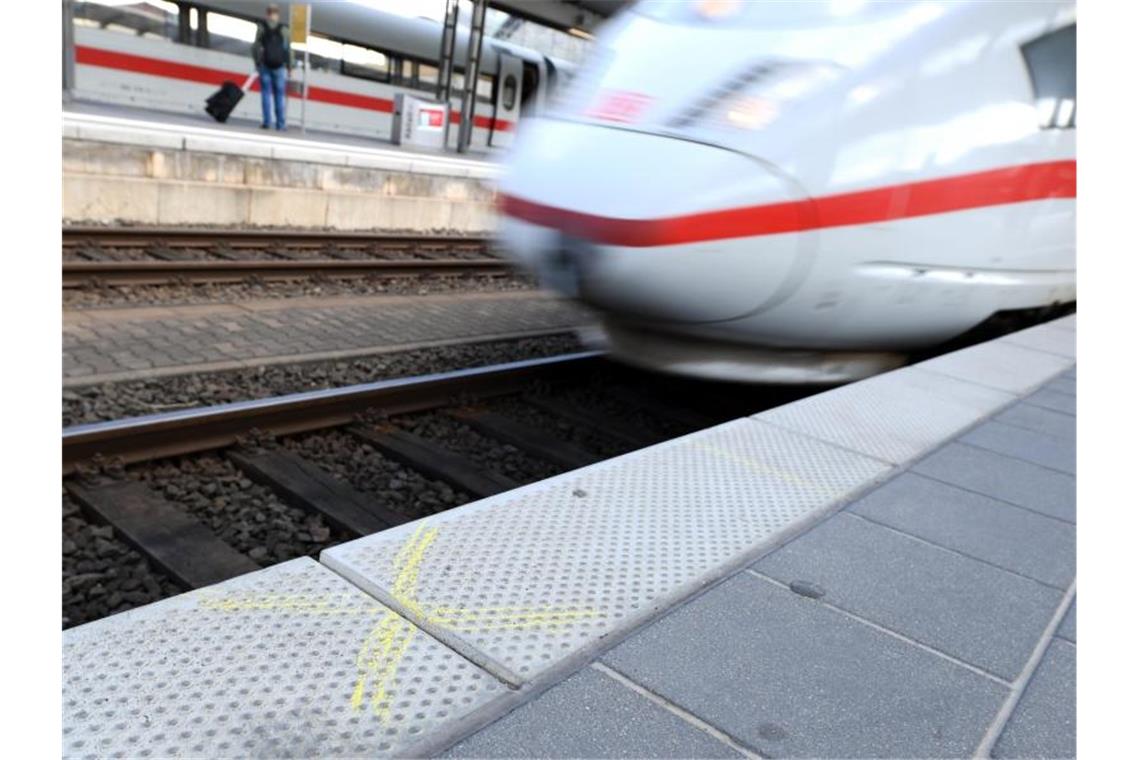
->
[259,65,287,129]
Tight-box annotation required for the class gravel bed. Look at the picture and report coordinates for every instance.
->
[490,396,631,459]
[63,272,535,309]
[282,430,471,520]
[63,333,584,426]
[126,454,350,566]
[395,411,563,484]
[62,491,182,629]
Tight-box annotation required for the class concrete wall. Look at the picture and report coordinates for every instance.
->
[62,138,498,232]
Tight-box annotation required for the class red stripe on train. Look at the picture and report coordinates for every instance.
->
[498,160,1076,247]
[75,45,513,131]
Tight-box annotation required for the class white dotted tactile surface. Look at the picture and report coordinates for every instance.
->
[322,419,889,685]
[62,558,506,759]
[1001,315,1076,358]
[914,340,1073,395]
[755,366,1014,465]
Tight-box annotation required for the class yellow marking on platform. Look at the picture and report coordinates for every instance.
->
[197,521,597,724]
[695,441,838,496]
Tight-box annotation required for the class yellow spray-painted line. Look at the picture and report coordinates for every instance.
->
[196,521,598,724]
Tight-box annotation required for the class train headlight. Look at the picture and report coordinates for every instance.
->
[671,61,841,134]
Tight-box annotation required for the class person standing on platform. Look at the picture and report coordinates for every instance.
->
[252,4,293,131]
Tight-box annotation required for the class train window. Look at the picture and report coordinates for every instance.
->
[73,0,181,42]
[502,75,518,110]
[418,64,439,92]
[341,42,391,83]
[478,73,495,103]
[1021,24,1075,129]
[203,12,258,57]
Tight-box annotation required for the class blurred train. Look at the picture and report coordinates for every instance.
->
[498,0,1076,383]
[68,0,573,150]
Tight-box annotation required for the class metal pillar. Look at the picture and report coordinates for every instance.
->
[457,0,488,154]
[435,0,460,149]
[62,0,76,96]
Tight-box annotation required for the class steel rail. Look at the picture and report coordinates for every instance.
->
[62,226,491,249]
[62,352,604,474]
[62,258,512,286]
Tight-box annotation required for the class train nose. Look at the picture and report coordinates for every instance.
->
[497,119,814,324]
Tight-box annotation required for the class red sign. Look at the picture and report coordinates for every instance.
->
[420,107,444,128]
[586,90,653,124]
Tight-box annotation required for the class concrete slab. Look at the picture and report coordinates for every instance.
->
[754,513,1064,680]
[962,421,1076,475]
[62,558,507,758]
[1001,321,1076,359]
[602,573,1007,758]
[1045,375,1076,396]
[995,402,1077,441]
[322,419,890,685]
[849,473,1075,588]
[1023,388,1076,416]
[992,640,1076,759]
[756,366,1012,465]
[912,443,1075,522]
[1056,598,1076,643]
[444,668,741,758]
[916,341,1071,395]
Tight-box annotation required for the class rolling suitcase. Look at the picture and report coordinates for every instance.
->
[205,72,257,123]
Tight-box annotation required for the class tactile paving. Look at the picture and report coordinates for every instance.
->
[1001,317,1076,358]
[322,419,889,684]
[755,366,1012,465]
[63,558,506,759]
[915,340,1072,395]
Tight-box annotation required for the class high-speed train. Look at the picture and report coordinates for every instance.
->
[67,0,573,150]
[497,0,1076,383]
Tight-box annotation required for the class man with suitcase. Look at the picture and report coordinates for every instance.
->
[252,4,293,131]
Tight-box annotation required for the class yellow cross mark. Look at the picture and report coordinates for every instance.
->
[197,522,597,724]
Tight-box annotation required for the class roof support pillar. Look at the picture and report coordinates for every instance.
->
[435,0,460,149]
[457,0,488,154]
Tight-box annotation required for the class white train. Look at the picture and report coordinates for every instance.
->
[68,0,572,150]
[498,0,1076,383]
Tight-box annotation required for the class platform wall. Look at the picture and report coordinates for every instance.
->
[62,137,498,233]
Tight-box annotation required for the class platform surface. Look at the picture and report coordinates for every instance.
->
[64,101,501,179]
[63,315,1076,758]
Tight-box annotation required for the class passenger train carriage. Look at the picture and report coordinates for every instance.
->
[69,0,571,150]
[498,0,1076,383]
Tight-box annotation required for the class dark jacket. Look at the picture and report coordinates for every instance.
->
[252,21,294,69]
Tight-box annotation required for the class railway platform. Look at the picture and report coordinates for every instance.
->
[63,104,501,233]
[64,290,590,385]
[62,315,1076,759]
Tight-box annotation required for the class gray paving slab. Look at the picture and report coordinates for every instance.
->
[323,419,890,685]
[602,573,1008,759]
[1056,598,1076,643]
[992,639,1076,759]
[995,402,1076,440]
[962,421,1075,475]
[849,473,1075,588]
[912,443,1075,523]
[754,513,1064,680]
[444,668,741,759]
[62,558,508,758]
[1001,320,1076,359]
[1045,375,1076,396]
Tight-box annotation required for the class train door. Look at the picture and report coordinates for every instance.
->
[490,54,523,147]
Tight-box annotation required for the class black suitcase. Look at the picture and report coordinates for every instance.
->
[204,73,257,123]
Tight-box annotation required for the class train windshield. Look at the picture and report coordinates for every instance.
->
[635,0,930,28]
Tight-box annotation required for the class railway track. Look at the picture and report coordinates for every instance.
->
[62,226,511,287]
[63,353,808,626]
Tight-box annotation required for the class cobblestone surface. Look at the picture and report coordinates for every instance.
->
[63,291,591,383]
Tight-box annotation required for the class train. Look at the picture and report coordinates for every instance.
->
[497,0,1076,383]
[67,0,573,150]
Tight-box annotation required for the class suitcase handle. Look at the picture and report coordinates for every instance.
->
[242,72,258,91]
